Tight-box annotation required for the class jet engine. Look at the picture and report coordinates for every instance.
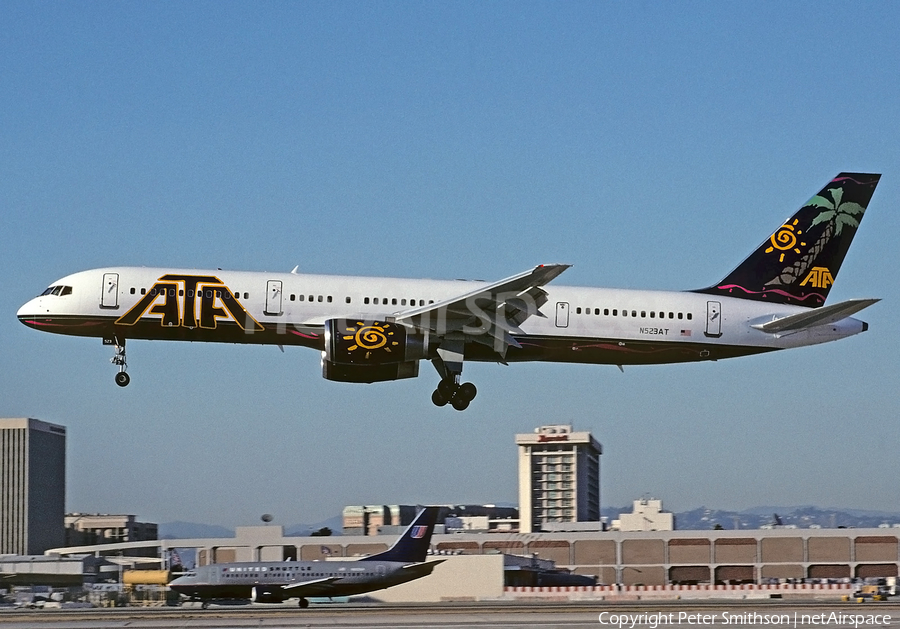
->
[250,586,285,604]
[322,318,432,383]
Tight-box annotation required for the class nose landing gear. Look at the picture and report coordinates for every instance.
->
[107,337,130,387]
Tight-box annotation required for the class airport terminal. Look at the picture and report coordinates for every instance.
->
[1,418,898,605]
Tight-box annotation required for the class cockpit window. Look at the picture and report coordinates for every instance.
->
[40,285,73,297]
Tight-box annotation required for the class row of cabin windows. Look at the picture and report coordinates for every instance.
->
[364,297,433,306]
[289,294,333,303]
[126,287,436,309]
[574,307,693,320]
[130,287,251,299]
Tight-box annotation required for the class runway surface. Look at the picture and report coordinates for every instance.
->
[1,600,897,629]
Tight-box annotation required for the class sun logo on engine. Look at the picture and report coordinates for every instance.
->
[344,322,399,358]
[765,218,806,262]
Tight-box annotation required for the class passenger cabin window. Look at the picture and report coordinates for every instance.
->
[364,297,370,304]
[345,296,351,304]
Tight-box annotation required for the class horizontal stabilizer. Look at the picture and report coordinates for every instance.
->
[751,298,879,333]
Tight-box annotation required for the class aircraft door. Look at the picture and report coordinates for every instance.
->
[705,301,722,338]
[265,280,283,316]
[101,273,119,309]
[375,565,386,577]
[555,302,569,328]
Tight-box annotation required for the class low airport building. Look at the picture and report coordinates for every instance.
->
[39,524,900,601]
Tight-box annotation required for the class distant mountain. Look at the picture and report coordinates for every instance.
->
[672,506,900,530]
[160,506,900,540]
[159,521,234,539]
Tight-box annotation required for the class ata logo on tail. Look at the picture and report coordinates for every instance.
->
[800,266,834,289]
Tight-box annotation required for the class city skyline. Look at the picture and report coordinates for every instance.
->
[2,3,900,527]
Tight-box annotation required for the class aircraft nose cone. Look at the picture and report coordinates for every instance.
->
[17,299,34,319]
[17,298,41,323]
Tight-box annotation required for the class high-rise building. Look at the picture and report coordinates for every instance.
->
[0,418,66,554]
[516,424,601,533]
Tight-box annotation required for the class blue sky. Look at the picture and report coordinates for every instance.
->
[3,2,899,528]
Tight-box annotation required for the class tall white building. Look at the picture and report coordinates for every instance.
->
[0,418,66,554]
[516,424,601,533]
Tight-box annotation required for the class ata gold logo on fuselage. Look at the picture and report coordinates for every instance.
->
[799,266,834,290]
[116,274,264,331]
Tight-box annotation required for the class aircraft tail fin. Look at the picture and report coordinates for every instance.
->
[694,173,880,307]
[359,506,439,564]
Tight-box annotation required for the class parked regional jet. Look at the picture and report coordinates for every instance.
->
[18,173,880,410]
[168,506,441,608]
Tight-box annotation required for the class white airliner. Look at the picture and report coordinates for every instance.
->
[18,173,880,410]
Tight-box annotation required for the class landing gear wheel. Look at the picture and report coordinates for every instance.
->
[431,389,448,407]
[114,372,130,387]
[451,397,470,411]
[299,598,309,609]
[437,378,457,399]
[201,601,209,610]
[457,382,477,402]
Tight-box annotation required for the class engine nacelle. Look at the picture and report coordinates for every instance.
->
[322,359,419,383]
[322,319,431,383]
[250,586,285,604]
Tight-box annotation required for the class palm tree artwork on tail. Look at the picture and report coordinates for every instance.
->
[765,181,867,289]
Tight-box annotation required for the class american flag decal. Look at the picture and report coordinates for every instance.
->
[410,525,427,539]
[680,329,691,337]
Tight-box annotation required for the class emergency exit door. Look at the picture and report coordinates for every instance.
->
[705,301,722,338]
[265,280,283,316]
[100,273,119,309]
[555,302,570,328]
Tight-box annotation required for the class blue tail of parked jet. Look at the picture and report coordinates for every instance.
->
[360,506,439,564]
[695,172,880,307]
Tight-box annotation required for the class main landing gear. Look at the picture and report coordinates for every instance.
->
[431,341,476,411]
[108,337,130,387]
[431,379,477,411]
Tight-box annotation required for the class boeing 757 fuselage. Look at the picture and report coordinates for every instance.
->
[18,173,881,410]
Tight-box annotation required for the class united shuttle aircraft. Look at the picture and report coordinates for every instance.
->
[18,173,880,410]
[169,506,441,608]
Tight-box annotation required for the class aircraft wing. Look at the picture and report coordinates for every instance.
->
[280,576,341,596]
[395,264,570,356]
[751,298,880,334]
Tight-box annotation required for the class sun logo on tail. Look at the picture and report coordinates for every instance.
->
[765,219,807,262]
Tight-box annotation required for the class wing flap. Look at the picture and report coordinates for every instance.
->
[396,264,569,356]
[280,576,341,595]
[751,298,879,333]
